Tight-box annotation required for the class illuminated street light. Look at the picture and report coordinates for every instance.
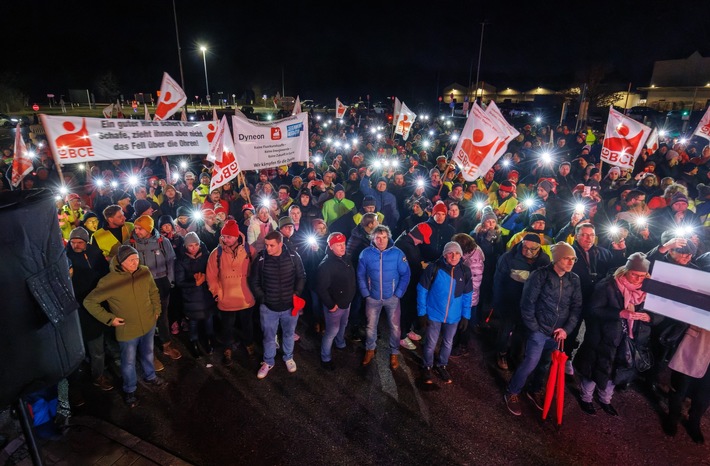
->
[200,45,210,103]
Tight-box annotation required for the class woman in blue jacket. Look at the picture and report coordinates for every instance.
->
[417,241,473,384]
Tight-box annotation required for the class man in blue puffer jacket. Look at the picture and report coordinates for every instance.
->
[357,225,411,370]
[417,242,473,384]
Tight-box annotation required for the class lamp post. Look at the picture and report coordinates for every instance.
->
[200,46,210,106]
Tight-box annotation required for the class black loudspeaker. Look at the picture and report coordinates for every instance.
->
[0,189,85,407]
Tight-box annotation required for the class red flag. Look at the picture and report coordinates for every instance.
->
[601,106,651,169]
[11,124,33,187]
[154,72,187,121]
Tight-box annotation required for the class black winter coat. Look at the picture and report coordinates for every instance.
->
[175,243,216,319]
[66,242,110,340]
[571,243,626,300]
[316,250,357,309]
[521,264,582,336]
[574,276,660,387]
[250,245,306,311]
[421,218,455,262]
[346,225,371,268]
[493,243,550,312]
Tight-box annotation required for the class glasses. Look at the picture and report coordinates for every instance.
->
[522,246,541,252]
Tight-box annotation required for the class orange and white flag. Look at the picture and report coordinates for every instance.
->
[601,106,651,169]
[102,103,114,118]
[393,97,402,125]
[144,104,151,121]
[115,99,124,118]
[335,98,348,119]
[451,102,514,181]
[11,124,33,187]
[154,72,187,121]
[693,106,710,142]
[394,102,417,141]
[293,96,302,115]
[485,101,520,159]
[210,116,240,192]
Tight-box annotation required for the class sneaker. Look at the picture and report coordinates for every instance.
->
[449,346,469,358]
[496,353,509,371]
[505,393,522,416]
[321,360,335,371]
[400,337,416,350]
[565,360,574,375]
[162,343,182,360]
[526,390,545,411]
[123,391,139,408]
[407,331,422,342]
[285,359,297,373]
[435,365,453,384]
[92,375,114,391]
[422,367,434,384]
[170,321,180,335]
[145,376,167,388]
[257,362,274,379]
[204,338,214,355]
[153,357,165,372]
[188,341,201,359]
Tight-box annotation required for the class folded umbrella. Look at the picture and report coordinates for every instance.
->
[555,348,569,425]
[542,341,568,425]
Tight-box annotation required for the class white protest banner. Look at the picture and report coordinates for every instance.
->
[209,116,240,192]
[600,106,651,169]
[644,261,710,331]
[154,72,187,121]
[394,102,417,141]
[451,102,511,181]
[693,106,710,142]
[232,112,308,170]
[40,115,213,164]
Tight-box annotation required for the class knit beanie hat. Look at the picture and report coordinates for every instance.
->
[158,215,175,229]
[134,215,154,232]
[333,183,344,194]
[697,183,710,199]
[625,252,650,273]
[278,216,294,228]
[133,199,152,217]
[551,241,576,263]
[499,180,516,193]
[529,213,547,225]
[363,195,377,207]
[432,201,448,216]
[81,211,98,223]
[221,219,240,237]
[327,232,346,248]
[117,245,138,264]
[183,231,200,247]
[409,222,432,244]
[69,227,90,243]
[443,241,463,256]
[538,179,553,194]
[522,233,541,244]
[670,192,689,205]
[176,206,192,218]
[481,207,497,224]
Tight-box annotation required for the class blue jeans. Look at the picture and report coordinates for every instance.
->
[321,305,350,362]
[118,327,157,394]
[423,320,458,368]
[507,330,557,395]
[365,296,401,354]
[260,304,298,366]
[188,314,215,342]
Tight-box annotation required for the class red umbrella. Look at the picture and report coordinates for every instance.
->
[542,341,568,425]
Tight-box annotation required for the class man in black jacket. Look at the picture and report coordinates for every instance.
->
[316,233,356,371]
[250,230,306,379]
[421,201,455,263]
[505,241,582,416]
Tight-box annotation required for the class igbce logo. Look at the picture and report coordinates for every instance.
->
[56,119,95,159]
[271,127,282,140]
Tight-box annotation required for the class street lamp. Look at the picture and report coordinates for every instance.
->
[200,45,210,105]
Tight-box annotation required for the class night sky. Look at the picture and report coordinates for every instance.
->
[4,1,709,107]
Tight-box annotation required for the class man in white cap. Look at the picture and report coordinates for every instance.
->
[504,241,582,416]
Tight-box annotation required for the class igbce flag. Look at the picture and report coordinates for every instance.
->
[484,101,520,159]
[11,124,33,187]
[335,98,348,119]
[646,127,659,154]
[154,72,187,121]
[693,106,710,142]
[394,102,417,141]
[209,116,240,192]
[232,112,308,170]
[601,106,651,169]
[452,102,517,181]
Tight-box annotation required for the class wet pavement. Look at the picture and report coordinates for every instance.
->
[4,321,710,465]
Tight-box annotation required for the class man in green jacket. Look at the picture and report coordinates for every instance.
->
[321,184,355,227]
[84,245,166,407]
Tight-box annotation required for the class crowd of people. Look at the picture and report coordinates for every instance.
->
[4,107,710,443]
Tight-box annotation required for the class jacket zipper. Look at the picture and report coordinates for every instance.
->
[443,266,454,323]
[379,249,383,300]
[552,275,562,331]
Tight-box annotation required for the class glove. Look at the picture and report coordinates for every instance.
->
[418,315,429,330]
[458,317,469,332]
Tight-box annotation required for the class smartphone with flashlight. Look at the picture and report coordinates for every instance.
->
[583,186,591,197]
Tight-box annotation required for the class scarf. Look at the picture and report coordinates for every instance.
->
[615,274,646,338]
